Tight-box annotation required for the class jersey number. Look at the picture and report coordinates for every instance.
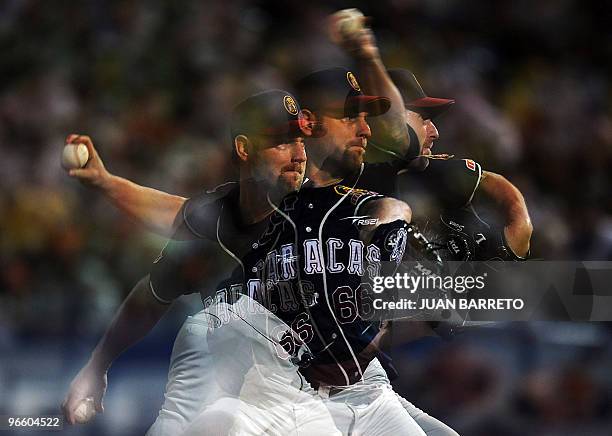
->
[331,283,375,324]
[274,312,314,360]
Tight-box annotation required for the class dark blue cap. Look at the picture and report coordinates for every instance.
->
[295,67,390,118]
[230,90,306,140]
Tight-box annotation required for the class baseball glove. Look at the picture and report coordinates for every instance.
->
[429,207,527,262]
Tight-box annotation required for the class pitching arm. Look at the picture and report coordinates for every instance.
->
[476,171,533,257]
[65,134,186,237]
[62,275,169,424]
[329,10,409,155]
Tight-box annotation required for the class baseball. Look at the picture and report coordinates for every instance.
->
[332,8,365,40]
[73,397,96,424]
[61,143,89,170]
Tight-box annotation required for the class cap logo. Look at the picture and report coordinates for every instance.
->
[283,95,299,115]
[347,71,361,91]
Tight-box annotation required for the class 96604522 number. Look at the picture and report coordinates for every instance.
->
[1,415,63,431]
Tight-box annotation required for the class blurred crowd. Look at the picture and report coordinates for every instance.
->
[1,0,611,434]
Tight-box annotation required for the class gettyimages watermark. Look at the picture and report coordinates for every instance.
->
[358,261,612,322]
[372,268,487,294]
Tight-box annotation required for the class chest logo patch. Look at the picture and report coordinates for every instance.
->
[333,185,377,204]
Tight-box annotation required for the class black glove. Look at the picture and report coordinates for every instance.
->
[431,207,527,261]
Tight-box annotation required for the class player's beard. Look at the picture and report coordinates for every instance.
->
[421,144,432,156]
[342,146,364,172]
[340,137,367,174]
[311,136,365,179]
[277,164,304,193]
[320,148,362,180]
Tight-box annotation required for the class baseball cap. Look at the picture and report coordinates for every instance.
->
[388,69,455,119]
[230,90,307,142]
[294,67,390,119]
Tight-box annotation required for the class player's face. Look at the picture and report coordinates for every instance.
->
[250,136,307,194]
[405,109,439,156]
[320,112,371,173]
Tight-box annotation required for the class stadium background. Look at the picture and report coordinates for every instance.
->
[1,0,611,434]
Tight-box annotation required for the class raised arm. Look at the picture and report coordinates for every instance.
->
[328,9,409,156]
[62,275,169,424]
[65,134,186,237]
[476,171,533,257]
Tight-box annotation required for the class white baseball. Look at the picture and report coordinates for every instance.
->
[335,8,365,38]
[61,143,89,170]
[73,397,96,424]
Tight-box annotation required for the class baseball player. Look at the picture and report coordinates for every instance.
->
[304,15,530,434]
[385,68,532,261]
[325,9,531,261]
[62,16,531,435]
[61,27,464,436]
[173,66,452,435]
[59,11,502,434]
[61,30,533,436]
[285,66,453,435]
[173,67,441,435]
[62,89,344,434]
[63,84,431,435]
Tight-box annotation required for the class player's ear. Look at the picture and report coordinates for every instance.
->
[301,109,326,138]
[234,135,250,162]
[300,109,315,137]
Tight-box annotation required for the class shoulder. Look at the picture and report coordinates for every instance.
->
[422,158,482,178]
[362,161,403,174]
[187,181,238,208]
[414,158,483,209]
[332,183,380,201]
[359,161,403,195]
[330,183,382,210]
[179,182,239,239]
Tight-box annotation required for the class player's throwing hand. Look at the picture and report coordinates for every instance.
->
[327,9,380,60]
[61,361,107,424]
[64,134,111,189]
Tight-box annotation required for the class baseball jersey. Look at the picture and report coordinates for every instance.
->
[402,158,483,210]
[149,181,269,305]
[341,157,482,379]
[150,156,480,385]
[236,180,408,387]
[150,174,408,387]
[354,158,482,210]
[152,156,481,303]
